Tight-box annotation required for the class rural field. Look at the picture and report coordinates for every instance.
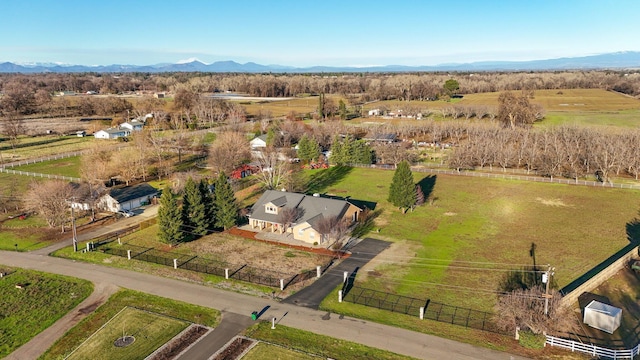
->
[65,306,189,360]
[309,167,640,311]
[0,268,93,358]
[41,289,220,360]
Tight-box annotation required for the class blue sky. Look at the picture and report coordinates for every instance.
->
[1,0,638,67]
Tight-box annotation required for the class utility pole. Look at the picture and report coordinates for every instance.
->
[542,265,554,316]
[71,201,78,252]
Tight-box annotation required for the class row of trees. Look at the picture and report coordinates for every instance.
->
[157,174,238,245]
[2,70,639,103]
[448,124,640,183]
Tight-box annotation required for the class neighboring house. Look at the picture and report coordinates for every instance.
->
[58,91,76,96]
[97,183,158,212]
[154,92,165,99]
[368,108,381,116]
[94,128,131,139]
[250,134,268,149]
[231,164,258,179]
[248,190,362,244]
[76,130,86,137]
[363,133,397,143]
[121,120,145,131]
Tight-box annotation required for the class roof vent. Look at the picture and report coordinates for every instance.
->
[313,193,320,197]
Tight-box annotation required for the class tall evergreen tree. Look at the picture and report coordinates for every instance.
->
[214,172,238,230]
[329,135,346,165]
[297,134,321,164]
[182,177,208,237]
[157,186,185,245]
[388,161,417,213]
[200,178,216,231]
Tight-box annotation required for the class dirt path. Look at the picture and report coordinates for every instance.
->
[5,281,119,360]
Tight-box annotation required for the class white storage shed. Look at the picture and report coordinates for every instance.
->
[583,300,622,334]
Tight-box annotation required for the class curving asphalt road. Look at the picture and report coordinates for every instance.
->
[0,248,530,360]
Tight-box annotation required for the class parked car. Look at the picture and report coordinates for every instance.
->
[117,209,134,218]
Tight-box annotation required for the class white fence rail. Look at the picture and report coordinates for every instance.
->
[348,164,640,190]
[0,168,80,182]
[545,335,640,359]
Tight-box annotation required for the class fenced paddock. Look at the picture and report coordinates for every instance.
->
[95,240,333,290]
[342,286,503,334]
[545,335,640,359]
[65,306,189,360]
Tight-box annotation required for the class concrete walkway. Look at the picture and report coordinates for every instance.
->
[0,251,530,360]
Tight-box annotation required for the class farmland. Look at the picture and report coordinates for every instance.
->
[0,268,92,358]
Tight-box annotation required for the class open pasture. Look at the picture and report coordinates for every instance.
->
[237,95,319,118]
[313,167,640,311]
[0,269,92,358]
[66,306,188,360]
[10,155,81,178]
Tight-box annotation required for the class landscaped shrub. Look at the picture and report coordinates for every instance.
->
[518,331,546,349]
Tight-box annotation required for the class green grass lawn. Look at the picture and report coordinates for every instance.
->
[241,343,319,360]
[1,136,93,162]
[542,109,640,128]
[10,155,81,178]
[245,322,418,360]
[0,269,93,358]
[311,167,640,312]
[66,307,188,360]
[0,213,62,251]
[41,289,220,360]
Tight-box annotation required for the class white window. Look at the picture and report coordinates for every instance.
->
[298,228,304,236]
[310,232,315,240]
[265,205,277,214]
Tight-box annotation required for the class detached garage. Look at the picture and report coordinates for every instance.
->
[583,300,622,334]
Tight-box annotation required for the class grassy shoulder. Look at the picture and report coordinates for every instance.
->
[40,288,221,360]
[245,321,419,360]
[0,268,93,358]
[241,342,318,360]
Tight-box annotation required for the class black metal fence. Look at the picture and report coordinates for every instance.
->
[343,286,505,334]
[95,240,334,290]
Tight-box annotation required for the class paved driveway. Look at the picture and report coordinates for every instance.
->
[283,238,390,309]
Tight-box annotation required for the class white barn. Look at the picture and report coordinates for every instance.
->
[583,300,622,334]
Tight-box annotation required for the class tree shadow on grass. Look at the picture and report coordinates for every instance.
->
[305,166,353,194]
[417,175,437,200]
[350,208,383,239]
[626,217,640,244]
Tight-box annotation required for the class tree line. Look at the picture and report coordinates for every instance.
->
[2,70,639,102]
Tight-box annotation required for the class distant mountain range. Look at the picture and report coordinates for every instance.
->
[1,52,639,73]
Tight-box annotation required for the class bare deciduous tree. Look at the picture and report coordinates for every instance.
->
[208,131,251,174]
[253,147,290,190]
[494,286,579,336]
[23,180,73,232]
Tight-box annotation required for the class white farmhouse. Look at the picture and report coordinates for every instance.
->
[94,128,131,140]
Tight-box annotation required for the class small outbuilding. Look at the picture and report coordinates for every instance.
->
[583,300,622,334]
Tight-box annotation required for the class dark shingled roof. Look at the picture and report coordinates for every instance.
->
[107,183,157,203]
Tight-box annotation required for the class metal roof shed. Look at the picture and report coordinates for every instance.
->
[583,300,622,334]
